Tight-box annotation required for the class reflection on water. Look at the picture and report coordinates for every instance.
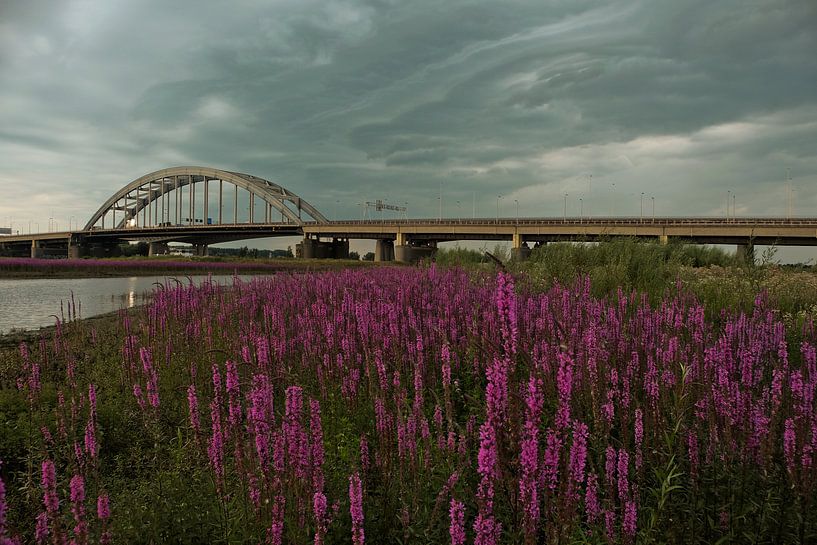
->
[0,275,255,334]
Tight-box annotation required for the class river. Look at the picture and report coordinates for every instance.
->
[0,275,255,334]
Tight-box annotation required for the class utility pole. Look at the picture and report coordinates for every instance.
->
[563,193,568,222]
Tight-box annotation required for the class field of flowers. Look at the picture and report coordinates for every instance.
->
[1,266,816,543]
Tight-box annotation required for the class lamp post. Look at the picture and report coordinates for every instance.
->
[514,199,519,223]
[439,180,443,221]
[640,193,644,223]
[611,182,616,216]
[651,196,655,223]
[563,193,568,222]
[579,198,583,223]
[786,167,792,219]
[496,195,501,223]
[732,193,736,222]
[727,190,731,221]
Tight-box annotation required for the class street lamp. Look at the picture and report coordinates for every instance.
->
[563,193,568,222]
[732,193,736,222]
[496,195,502,222]
[611,182,616,216]
[514,199,519,223]
[640,193,644,223]
[579,198,583,223]
[48,217,53,232]
[651,196,655,223]
[727,190,731,221]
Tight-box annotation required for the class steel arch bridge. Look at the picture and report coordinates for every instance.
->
[83,166,328,231]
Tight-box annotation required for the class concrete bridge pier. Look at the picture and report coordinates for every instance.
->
[395,240,437,263]
[736,243,755,264]
[194,243,209,257]
[297,236,349,259]
[330,238,349,259]
[375,239,394,262]
[148,242,170,256]
[511,232,531,261]
[31,240,44,259]
[68,243,87,259]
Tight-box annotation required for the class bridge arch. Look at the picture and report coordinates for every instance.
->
[83,166,328,230]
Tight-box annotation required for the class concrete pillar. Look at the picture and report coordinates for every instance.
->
[375,239,394,262]
[396,231,407,247]
[299,237,316,259]
[31,240,44,259]
[68,244,87,259]
[511,244,531,261]
[331,238,349,259]
[512,231,524,249]
[148,242,169,256]
[736,243,754,265]
[659,234,669,245]
[194,243,208,257]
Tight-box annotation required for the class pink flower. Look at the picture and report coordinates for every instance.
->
[70,475,87,545]
[41,460,58,515]
[187,384,201,439]
[449,499,465,545]
[623,500,637,540]
[35,512,49,544]
[349,472,365,545]
[585,472,601,524]
[784,418,796,473]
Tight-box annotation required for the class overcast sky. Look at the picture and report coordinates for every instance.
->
[1,0,816,254]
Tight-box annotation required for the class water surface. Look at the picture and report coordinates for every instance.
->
[0,275,254,334]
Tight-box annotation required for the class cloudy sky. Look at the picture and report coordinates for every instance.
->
[1,0,816,254]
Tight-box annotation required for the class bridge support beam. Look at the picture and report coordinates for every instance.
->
[148,242,170,256]
[395,240,437,264]
[511,244,531,261]
[659,234,669,245]
[736,243,755,265]
[511,231,530,261]
[194,243,209,257]
[375,239,394,262]
[31,240,44,259]
[297,237,349,259]
[68,243,87,259]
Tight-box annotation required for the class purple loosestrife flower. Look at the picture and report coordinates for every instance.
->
[784,418,796,473]
[310,399,325,492]
[35,511,49,544]
[313,492,328,545]
[97,494,111,545]
[555,353,575,430]
[568,420,589,501]
[187,384,201,440]
[623,501,638,540]
[617,449,630,502]
[225,360,242,428]
[634,408,643,470]
[542,429,561,491]
[449,499,465,545]
[349,472,365,545]
[519,376,543,541]
[41,460,58,516]
[139,347,160,408]
[70,475,87,545]
[585,472,601,524]
[0,463,9,544]
[474,421,500,545]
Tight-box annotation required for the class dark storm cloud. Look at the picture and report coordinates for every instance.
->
[1,0,816,240]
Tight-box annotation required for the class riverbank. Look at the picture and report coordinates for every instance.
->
[0,256,376,279]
